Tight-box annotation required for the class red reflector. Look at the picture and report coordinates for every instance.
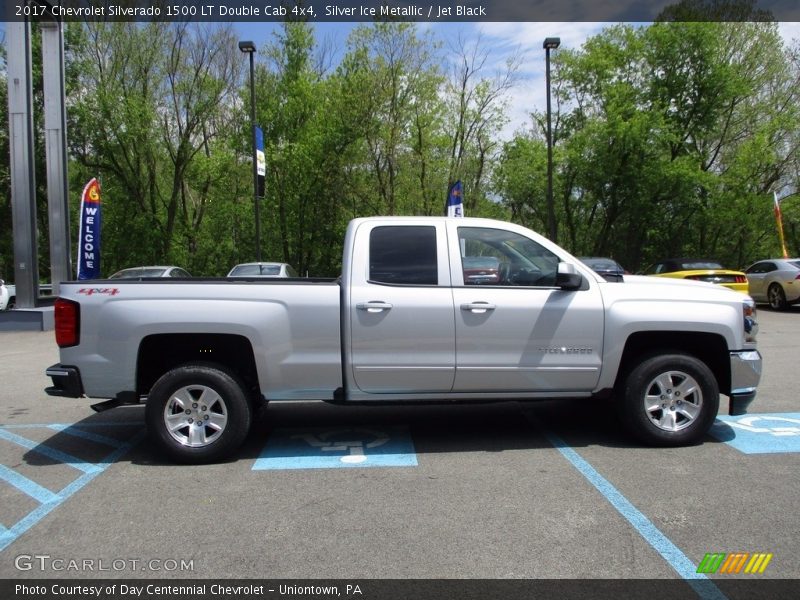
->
[55,298,80,347]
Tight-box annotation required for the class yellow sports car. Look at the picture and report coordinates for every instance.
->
[645,258,749,293]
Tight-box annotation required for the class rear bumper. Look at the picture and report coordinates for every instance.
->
[45,363,84,398]
[728,350,762,416]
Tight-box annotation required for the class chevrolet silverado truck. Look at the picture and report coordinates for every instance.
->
[45,217,762,463]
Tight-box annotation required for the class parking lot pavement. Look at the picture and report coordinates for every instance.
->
[0,308,798,584]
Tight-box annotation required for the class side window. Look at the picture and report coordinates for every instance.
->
[458,227,559,286]
[747,262,774,274]
[369,226,438,285]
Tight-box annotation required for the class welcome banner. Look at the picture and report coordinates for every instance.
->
[77,178,102,280]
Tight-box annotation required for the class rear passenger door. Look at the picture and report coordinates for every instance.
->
[745,262,774,301]
[348,221,456,394]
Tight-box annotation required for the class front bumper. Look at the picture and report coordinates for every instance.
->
[728,350,762,416]
[45,363,84,398]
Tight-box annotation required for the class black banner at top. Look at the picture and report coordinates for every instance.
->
[5,0,800,23]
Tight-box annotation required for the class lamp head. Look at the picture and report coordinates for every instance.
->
[543,37,561,50]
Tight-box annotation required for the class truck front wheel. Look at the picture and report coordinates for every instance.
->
[619,354,719,446]
[145,363,252,463]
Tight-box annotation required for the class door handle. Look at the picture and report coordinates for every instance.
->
[460,302,496,314]
[356,301,393,313]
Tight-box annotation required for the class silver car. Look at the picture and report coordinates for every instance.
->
[109,266,192,279]
[227,262,298,278]
[745,259,800,310]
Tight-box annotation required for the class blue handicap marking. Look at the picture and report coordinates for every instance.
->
[253,426,417,470]
[710,412,800,454]
[0,423,144,552]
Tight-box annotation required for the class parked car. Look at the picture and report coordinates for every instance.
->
[578,257,626,282]
[109,266,192,279]
[0,279,9,311]
[0,282,53,310]
[227,262,298,278]
[462,256,501,284]
[644,258,748,293]
[744,258,800,310]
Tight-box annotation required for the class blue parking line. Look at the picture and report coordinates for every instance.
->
[0,464,60,505]
[0,428,102,474]
[3,423,142,429]
[0,524,11,549]
[544,431,727,600]
[0,426,145,553]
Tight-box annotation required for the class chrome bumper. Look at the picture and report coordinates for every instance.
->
[728,350,762,416]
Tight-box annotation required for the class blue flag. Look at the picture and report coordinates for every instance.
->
[446,180,464,217]
[255,126,266,198]
[77,178,102,280]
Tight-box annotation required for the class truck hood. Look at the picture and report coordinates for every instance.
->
[606,274,749,303]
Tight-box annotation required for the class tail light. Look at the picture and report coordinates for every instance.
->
[55,298,80,347]
[736,275,747,283]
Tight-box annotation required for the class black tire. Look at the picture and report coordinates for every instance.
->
[145,363,252,464]
[768,283,787,311]
[618,353,719,447]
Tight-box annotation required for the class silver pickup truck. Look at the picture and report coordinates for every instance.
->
[46,217,762,463]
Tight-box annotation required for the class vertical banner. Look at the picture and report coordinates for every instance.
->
[774,192,789,259]
[77,178,102,280]
[446,180,464,217]
[255,126,266,198]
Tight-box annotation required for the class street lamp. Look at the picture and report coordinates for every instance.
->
[239,40,261,262]
[543,37,560,242]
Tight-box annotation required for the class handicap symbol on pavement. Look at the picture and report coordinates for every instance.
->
[710,413,800,454]
[253,426,417,470]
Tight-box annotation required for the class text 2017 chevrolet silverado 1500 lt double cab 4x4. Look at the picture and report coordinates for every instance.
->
[46,217,762,463]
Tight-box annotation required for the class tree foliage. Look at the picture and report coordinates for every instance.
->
[495,21,800,271]
[2,20,798,283]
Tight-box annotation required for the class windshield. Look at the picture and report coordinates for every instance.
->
[110,268,166,279]
[229,264,282,276]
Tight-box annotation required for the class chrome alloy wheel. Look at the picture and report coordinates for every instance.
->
[163,385,229,447]
[642,370,703,432]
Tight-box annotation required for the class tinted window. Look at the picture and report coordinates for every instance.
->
[746,262,774,274]
[677,260,724,270]
[369,226,438,285]
[230,264,281,276]
[459,227,559,286]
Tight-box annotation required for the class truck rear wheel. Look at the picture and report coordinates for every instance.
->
[618,353,718,446]
[145,363,252,463]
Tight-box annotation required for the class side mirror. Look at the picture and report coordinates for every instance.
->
[556,262,583,290]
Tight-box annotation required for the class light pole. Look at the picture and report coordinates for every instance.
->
[239,40,261,262]
[544,37,560,242]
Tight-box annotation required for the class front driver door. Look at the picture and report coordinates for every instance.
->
[449,225,604,393]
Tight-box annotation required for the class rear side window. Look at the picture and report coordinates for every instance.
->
[369,226,438,285]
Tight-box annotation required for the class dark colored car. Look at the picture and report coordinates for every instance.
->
[579,257,626,283]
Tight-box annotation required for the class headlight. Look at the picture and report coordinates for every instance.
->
[743,297,758,343]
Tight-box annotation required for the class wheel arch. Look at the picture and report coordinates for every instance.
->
[614,331,731,396]
[137,333,260,401]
